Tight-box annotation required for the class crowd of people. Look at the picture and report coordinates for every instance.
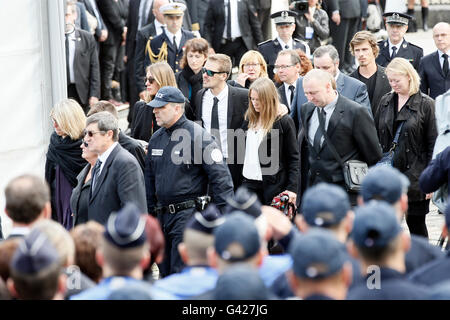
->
[1,0,450,300]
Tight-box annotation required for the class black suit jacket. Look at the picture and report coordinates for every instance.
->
[72,29,101,104]
[194,84,249,188]
[126,0,154,60]
[376,39,423,72]
[299,94,382,196]
[97,0,127,45]
[134,22,157,93]
[80,0,107,40]
[419,51,450,99]
[203,0,263,52]
[350,64,391,116]
[278,84,288,108]
[118,131,146,172]
[88,144,147,225]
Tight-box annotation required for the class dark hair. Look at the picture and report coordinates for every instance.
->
[5,175,50,224]
[179,38,210,69]
[0,238,21,283]
[87,100,119,120]
[86,111,119,142]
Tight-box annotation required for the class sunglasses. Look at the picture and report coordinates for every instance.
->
[202,68,227,77]
[145,76,156,84]
[83,129,105,137]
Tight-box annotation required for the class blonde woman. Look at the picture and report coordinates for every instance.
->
[375,57,437,238]
[229,50,269,89]
[45,99,87,230]
[239,78,299,205]
[131,62,185,142]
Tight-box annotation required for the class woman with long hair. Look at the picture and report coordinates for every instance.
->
[239,78,299,206]
[229,50,269,89]
[375,57,437,238]
[45,99,87,230]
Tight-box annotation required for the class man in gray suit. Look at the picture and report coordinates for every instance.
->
[290,45,371,132]
[83,112,147,225]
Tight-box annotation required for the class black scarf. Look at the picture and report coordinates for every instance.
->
[45,132,87,187]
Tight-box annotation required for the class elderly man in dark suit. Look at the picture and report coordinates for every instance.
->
[83,111,147,225]
[290,45,371,132]
[349,31,391,116]
[203,0,263,67]
[65,2,101,113]
[194,54,249,189]
[298,69,382,204]
[419,22,450,99]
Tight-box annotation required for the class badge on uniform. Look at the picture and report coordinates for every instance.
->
[152,149,164,156]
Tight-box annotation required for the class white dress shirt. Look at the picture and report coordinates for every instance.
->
[284,81,297,109]
[97,142,118,176]
[277,37,293,50]
[308,93,338,147]
[155,19,166,36]
[388,38,403,57]
[202,86,229,158]
[437,49,450,69]
[68,31,76,84]
[242,128,264,181]
[222,0,242,39]
[165,28,182,48]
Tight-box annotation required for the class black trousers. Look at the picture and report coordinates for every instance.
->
[68,84,88,114]
[99,41,121,100]
[218,37,248,68]
[330,17,359,70]
[242,178,265,205]
[157,207,195,277]
[406,199,430,238]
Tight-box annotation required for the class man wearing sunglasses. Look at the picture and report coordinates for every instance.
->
[83,111,147,225]
[144,2,195,74]
[194,54,249,189]
[145,86,234,277]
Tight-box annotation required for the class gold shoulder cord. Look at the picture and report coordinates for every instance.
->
[145,39,168,64]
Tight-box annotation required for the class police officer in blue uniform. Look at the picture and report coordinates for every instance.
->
[144,86,234,277]
[376,12,423,71]
[144,3,195,74]
[258,10,310,80]
[71,203,175,300]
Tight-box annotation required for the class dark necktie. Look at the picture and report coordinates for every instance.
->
[173,35,178,50]
[313,108,326,153]
[391,46,397,60]
[211,97,221,148]
[226,0,232,39]
[90,160,102,196]
[288,85,295,105]
[65,34,71,84]
[285,45,289,49]
[443,53,449,77]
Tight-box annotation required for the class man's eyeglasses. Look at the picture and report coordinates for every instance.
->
[202,68,227,77]
[83,130,105,137]
[145,76,156,84]
[273,64,295,73]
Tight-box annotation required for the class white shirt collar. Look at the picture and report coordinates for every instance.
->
[437,49,450,57]
[208,84,228,101]
[277,37,292,50]
[155,19,165,35]
[165,28,182,45]
[98,141,118,168]
[334,70,340,82]
[388,38,404,51]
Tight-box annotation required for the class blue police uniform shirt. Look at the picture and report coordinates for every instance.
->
[259,254,292,288]
[144,114,234,213]
[347,267,430,300]
[405,234,444,274]
[70,276,176,300]
[408,251,450,286]
[152,266,218,299]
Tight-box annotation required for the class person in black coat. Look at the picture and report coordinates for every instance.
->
[175,38,209,109]
[349,31,391,115]
[419,146,450,195]
[375,58,437,238]
[238,78,299,206]
[45,99,87,229]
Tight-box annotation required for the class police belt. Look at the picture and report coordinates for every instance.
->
[155,200,197,214]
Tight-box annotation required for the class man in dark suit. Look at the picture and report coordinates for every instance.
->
[329,0,362,73]
[96,0,127,103]
[376,12,423,72]
[290,45,371,132]
[419,22,450,99]
[350,31,391,116]
[258,10,309,80]
[80,0,108,44]
[194,54,249,189]
[4,175,52,239]
[84,111,147,225]
[203,0,263,67]
[65,2,101,113]
[144,3,195,74]
[298,69,382,204]
[274,50,301,112]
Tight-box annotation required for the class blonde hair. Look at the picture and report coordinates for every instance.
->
[238,50,268,78]
[144,62,177,103]
[385,57,421,96]
[245,78,280,136]
[50,99,86,140]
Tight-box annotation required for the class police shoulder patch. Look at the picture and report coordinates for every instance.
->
[258,39,272,47]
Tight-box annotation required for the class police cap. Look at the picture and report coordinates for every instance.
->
[148,86,186,108]
[270,10,298,25]
[185,204,225,234]
[361,166,410,204]
[159,2,186,16]
[383,12,412,26]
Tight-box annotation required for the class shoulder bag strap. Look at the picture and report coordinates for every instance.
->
[389,121,405,152]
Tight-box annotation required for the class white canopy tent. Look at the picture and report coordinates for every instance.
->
[0,0,66,236]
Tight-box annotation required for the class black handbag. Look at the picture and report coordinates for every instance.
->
[322,132,368,192]
[376,121,406,167]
